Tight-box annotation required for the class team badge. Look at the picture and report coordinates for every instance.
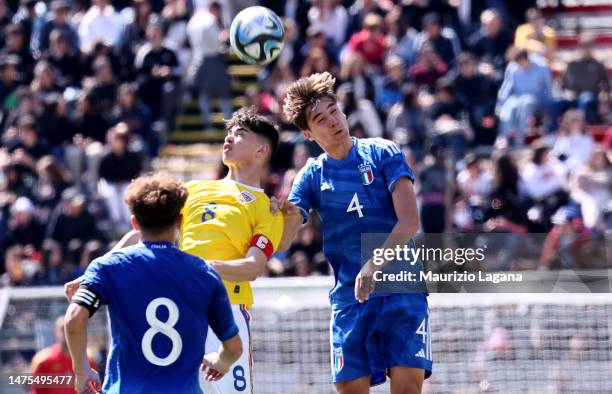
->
[358,163,374,185]
[333,347,344,372]
[238,190,256,204]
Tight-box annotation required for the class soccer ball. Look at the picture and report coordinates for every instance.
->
[229,6,284,65]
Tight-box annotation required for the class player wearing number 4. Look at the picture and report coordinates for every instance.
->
[64,175,242,394]
[280,72,432,393]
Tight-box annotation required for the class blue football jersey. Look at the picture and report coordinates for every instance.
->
[78,241,238,394]
[289,137,420,308]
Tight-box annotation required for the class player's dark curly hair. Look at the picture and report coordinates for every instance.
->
[124,174,188,232]
[226,107,279,155]
[283,71,337,131]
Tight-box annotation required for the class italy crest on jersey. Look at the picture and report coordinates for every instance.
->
[333,347,344,372]
[358,163,374,185]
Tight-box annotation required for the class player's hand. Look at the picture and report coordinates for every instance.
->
[270,196,300,217]
[355,261,378,303]
[64,276,84,302]
[74,367,101,394]
[201,352,230,381]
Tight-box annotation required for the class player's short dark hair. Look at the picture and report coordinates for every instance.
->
[225,107,279,155]
[283,71,337,131]
[124,174,188,233]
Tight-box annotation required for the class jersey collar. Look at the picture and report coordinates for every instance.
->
[142,241,176,249]
[324,137,358,167]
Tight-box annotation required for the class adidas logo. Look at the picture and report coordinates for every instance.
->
[415,349,426,358]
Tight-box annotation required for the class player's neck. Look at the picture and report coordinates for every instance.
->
[325,138,354,161]
[140,229,177,244]
[226,165,262,189]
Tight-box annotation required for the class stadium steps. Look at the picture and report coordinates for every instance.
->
[169,54,261,144]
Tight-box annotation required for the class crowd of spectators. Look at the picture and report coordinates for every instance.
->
[0,0,610,285]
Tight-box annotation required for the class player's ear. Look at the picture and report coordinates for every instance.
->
[303,129,315,141]
[255,142,269,159]
[130,216,140,231]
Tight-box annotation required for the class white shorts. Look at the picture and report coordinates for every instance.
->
[200,304,253,394]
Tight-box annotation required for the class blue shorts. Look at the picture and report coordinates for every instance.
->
[330,293,432,385]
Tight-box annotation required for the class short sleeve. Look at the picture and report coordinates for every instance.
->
[376,140,414,192]
[80,258,108,303]
[288,159,315,222]
[206,270,239,341]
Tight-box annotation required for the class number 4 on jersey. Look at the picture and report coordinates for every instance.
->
[347,193,364,218]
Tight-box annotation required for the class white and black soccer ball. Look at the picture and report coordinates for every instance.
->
[229,6,284,65]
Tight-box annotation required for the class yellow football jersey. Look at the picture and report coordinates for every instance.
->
[180,178,283,306]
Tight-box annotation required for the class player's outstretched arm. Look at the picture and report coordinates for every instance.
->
[65,230,142,301]
[64,303,101,394]
[355,177,420,303]
[270,196,303,252]
[201,333,242,381]
[208,247,267,282]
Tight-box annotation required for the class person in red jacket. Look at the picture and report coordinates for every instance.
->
[31,315,97,394]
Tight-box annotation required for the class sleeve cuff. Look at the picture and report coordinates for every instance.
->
[388,173,415,193]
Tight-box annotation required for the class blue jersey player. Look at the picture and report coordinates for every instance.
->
[64,175,242,394]
[280,72,432,393]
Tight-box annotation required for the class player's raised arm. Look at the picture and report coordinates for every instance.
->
[270,196,303,252]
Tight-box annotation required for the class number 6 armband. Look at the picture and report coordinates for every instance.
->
[72,286,103,317]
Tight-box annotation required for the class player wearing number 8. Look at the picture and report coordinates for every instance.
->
[283,73,432,393]
[64,175,242,394]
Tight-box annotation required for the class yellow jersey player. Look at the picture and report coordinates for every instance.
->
[182,108,284,393]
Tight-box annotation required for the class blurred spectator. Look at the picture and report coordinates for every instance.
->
[307,0,348,53]
[112,82,156,156]
[521,143,568,231]
[496,49,552,145]
[39,239,73,285]
[32,155,71,216]
[468,9,510,74]
[346,12,387,69]
[338,51,375,102]
[11,0,41,52]
[186,1,232,130]
[98,123,143,234]
[408,42,448,92]
[1,153,37,200]
[550,110,594,173]
[569,146,611,230]
[32,0,80,56]
[118,0,152,80]
[413,12,460,69]
[457,153,492,203]
[345,0,386,40]
[452,52,497,146]
[161,0,191,51]
[39,93,76,154]
[0,244,40,286]
[386,84,426,158]
[298,26,338,74]
[2,23,36,84]
[5,115,51,161]
[3,196,45,250]
[31,315,97,393]
[30,61,61,100]
[135,14,180,130]
[0,55,20,113]
[65,92,108,190]
[337,82,382,138]
[514,8,556,61]
[560,36,610,125]
[44,29,82,90]
[376,55,406,115]
[392,15,418,66]
[45,187,107,254]
[0,0,12,46]
[418,144,447,233]
[78,0,124,53]
[74,239,106,277]
[88,56,118,117]
[539,204,591,270]
[484,153,528,234]
[300,47,336,78]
